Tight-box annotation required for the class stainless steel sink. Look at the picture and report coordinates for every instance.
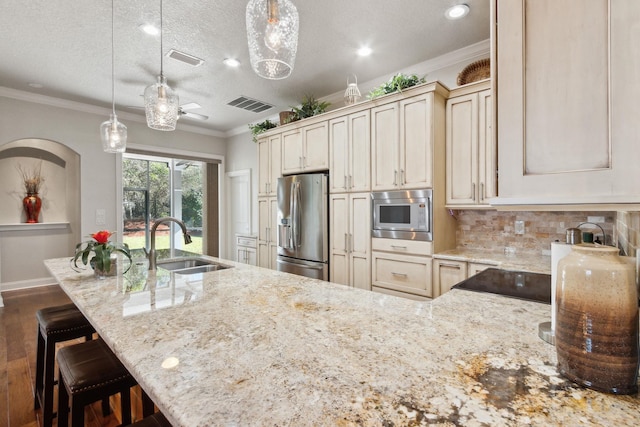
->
[156,257,232,274]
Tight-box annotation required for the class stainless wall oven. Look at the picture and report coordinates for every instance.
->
[371,189,432,241]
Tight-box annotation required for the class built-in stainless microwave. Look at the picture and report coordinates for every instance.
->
[371,189,432,241]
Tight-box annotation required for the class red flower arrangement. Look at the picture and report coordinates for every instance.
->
[72,230,132,276]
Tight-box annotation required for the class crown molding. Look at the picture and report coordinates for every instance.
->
[0,86,226,138]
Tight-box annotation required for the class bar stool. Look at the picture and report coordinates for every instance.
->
[57,338,138,427]
[34,303,95,427]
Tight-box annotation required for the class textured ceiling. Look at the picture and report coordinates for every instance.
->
[0,0,490,134]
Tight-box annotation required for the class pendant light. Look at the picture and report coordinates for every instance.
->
[246,0,299,80]
[100,0,127,153]
[144,0,179,131]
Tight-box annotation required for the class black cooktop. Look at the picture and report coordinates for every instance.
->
[452,268,551,304]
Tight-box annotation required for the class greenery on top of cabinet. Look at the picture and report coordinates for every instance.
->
[368,73,426,99]
[248,119,278,142]
[290,94,331,120]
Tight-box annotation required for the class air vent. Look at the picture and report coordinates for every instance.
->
[166,49,204,67]
[227,96,274,113]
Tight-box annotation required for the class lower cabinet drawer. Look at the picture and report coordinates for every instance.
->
[371,251,432,297]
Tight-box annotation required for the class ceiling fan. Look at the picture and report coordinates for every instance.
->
[177,102,209,121]
[127,101,209,121]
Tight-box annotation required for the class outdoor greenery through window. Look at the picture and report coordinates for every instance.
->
[122,155,204,258]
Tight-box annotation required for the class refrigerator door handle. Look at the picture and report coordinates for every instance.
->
[292,181,302,248]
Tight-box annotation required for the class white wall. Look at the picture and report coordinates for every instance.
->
[0,94,226,290]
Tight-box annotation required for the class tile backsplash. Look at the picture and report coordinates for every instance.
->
[454,210,615,256]
[615,211,640,257]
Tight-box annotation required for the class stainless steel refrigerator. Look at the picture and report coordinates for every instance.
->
[276,173,329,280]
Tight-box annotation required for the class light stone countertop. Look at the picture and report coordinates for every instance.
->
[433,248,552,274]
[45,257,638,426]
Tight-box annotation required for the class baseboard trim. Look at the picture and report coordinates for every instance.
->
[1,277,57,294]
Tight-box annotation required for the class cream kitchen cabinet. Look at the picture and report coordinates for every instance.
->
[445,81,495,207]
[371,238,433,299]
[494,0,640,206]
[236,234,257,266]
[467,262,493,277]
[371,92,439,191]
[281,121,329,175]
[257,133,281,197]
[329,193,371,290]
[257,197,278,269]
[432,259,496,297]
[329,110,370,193]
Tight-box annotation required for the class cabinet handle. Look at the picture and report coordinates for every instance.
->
[266,227,270,243]
[439,263,461,269]
[472,183,476,201]
[400,169,404,185]
[480,182,485,201]
[391,272,408,277]
[348,175,352,189]
[299,156,303,168]
[350,233,354,252]
[393,170,398,185]
[345,233,348,252]
[303,156,306,167]
[391,245,407,250]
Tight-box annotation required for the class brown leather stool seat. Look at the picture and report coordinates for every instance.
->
[57,338,137,427]
[125,412,172,427]
[34,303,95,427]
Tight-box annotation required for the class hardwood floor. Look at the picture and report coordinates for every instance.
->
[0,285,146,427]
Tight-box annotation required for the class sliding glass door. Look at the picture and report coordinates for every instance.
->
[122,154,205,258]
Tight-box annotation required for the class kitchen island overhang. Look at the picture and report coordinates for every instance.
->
[44,257,639,426]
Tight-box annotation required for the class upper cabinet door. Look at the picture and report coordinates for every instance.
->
[495,0,640,205]
[302,121,329,171]
[329,117,349,193]
[281,129,303,175]
[348,110,371,193]
[268,134,281,197]
[399,94,433,189]
[446,92,478,206]
[371,103,399,191]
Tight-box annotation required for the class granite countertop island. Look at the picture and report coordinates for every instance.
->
[45,257,638,426]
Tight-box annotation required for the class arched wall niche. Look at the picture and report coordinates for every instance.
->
[0,138,81,288]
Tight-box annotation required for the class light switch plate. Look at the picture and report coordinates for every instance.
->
[96,209,106,225]
[515,220,525,235]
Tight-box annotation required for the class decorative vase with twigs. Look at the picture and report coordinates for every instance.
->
[17,162,44,223]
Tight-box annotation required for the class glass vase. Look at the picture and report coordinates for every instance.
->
[555,243,639,394]
[93,254,117,279]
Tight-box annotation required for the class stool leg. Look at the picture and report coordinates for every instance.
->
[34,327,45,410]
[142,389,155,417]
[101,397,111,416]
[71,398,85,427]
[42,335,57,427]
[120,387,132,425]
[57,367,69,427]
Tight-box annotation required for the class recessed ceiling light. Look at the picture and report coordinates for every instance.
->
[357,46,372,57]
[445,4,470,20]
[138,23,159,36]
[28,82,43,88]
[223,58,240,67]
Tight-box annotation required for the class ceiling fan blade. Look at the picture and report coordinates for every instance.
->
[181,111,208,120]
[180,102,201,111]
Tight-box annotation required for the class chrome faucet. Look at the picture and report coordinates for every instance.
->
[146,217,193,270]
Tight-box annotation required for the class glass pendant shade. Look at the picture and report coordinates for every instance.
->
[344,75,362,105]
[144,75,179,131]
[100,114,127,153]
[101,0,127,153]
[246,0,299,80]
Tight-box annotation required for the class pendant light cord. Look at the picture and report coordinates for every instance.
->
[160,0,164,78]
[110,0,115,114]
